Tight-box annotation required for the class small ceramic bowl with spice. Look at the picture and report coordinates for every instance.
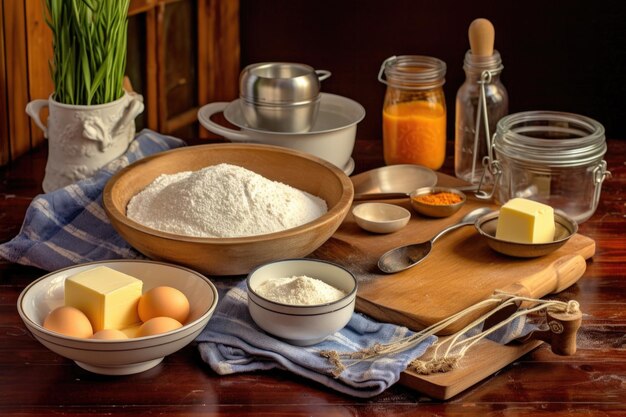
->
[409,186,466,218]
[246,259,357,346]
[352,202,411,234]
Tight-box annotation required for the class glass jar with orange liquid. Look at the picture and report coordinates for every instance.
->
[378,55,447,169]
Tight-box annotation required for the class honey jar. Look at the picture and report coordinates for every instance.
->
[492,111,610,223]
[378,56,447,169]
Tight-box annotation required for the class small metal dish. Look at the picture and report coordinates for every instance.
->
[475,210,578,257]
[409,187,466,218]
[352,203,411,234]
[351,164,438,200]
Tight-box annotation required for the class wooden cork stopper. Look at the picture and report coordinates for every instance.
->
[469,18,495,56]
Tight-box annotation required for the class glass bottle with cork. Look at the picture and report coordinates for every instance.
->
[378,55,447,170]
[455,18,508,184]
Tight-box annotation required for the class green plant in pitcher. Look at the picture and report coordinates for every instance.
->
[44,0,130,105]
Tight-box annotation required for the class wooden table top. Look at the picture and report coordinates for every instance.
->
[1,138,625,416]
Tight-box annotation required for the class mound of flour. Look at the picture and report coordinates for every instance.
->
[254,275,346,305]
[127,163,327,238]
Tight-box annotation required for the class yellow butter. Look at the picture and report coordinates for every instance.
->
[495,198,555,244]
[64,266,143,332]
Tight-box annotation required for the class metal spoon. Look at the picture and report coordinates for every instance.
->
[377,207,492,274]
[353,185,478,201]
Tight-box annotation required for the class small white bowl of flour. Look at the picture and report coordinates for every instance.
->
[246,259,357,346]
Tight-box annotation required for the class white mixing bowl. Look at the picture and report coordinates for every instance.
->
[198,93,365,174]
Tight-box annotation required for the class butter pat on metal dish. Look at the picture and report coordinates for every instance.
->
[496,198,555,244]
[64,266,143,332]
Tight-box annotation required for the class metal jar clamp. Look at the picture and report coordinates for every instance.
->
[473,68,503,200]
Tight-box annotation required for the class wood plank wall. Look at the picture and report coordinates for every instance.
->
[0,0,240,166]
[0,1,51,166]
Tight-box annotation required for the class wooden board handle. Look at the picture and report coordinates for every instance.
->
[500,254,586,299]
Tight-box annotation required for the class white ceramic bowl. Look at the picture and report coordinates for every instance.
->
[246,259,357,346]
[198,93,365,174]
[17,260,218,375]
[352,203,411,233]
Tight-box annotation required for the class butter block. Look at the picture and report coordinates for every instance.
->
[496,198,555,244]
[64,266,143,332]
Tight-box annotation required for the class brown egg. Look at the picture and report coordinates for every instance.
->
[137,316,183,337]
[120,323,142,338]
[43,306,93,338]
[138,286,190,323]
[91,329,129,340]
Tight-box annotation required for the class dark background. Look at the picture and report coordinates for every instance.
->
[240,0,626,141]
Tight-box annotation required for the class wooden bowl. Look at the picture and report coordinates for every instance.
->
[103,143,354,275]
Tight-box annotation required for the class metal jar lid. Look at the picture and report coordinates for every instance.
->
[378,55,446,90]
[239,62,331,105]
[494,111,607,167]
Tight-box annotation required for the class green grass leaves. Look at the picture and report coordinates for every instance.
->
[44,0,130,105]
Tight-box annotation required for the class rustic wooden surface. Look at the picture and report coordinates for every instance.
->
[0,139,625,416]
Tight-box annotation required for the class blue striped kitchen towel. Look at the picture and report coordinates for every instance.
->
[197,279,438,398]
[197,280,538,398]
[0,129,186,271]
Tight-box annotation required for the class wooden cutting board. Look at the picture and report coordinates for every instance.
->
[314,172,595,335]
[312,172,595,399]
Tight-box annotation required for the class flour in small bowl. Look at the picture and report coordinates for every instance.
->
[254,275,347,305]
[127,163,327,238]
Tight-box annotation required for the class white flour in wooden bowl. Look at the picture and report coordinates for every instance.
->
[254,275,346,305]
[127,163,327,238]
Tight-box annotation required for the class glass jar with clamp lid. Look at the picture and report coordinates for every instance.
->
[492,111,611,223]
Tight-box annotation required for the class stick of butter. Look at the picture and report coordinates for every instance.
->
[64,266,143,332]
[495,198,555,244]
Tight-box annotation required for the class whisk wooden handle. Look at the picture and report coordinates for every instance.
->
[517,308,582,356]
[494,254,585,355]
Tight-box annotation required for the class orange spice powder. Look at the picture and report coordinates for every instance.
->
[413,192,462,206]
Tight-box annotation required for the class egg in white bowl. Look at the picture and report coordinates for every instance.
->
[17,260,218,375]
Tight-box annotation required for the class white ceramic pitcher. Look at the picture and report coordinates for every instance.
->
[26,92,144,192]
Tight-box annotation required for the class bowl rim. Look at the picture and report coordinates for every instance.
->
[102,143,355,244]
[352,202,411,224]
[17,259,219,345]
[246,258,358,309]
[225,93,365,135]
